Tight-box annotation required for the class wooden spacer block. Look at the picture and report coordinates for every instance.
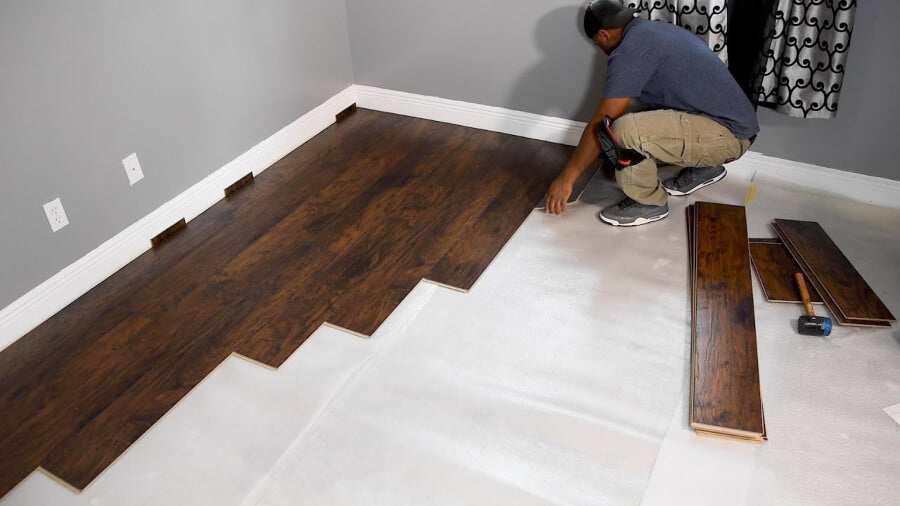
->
[224,172,254,198]
[335,103,358,123]
[150,218,187,248]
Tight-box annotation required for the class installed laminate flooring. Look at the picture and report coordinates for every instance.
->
[0,109,570,497]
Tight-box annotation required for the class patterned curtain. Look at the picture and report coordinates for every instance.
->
[625,1,729,63]
[751,0,857,118]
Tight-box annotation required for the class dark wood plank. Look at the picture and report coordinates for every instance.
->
[230,119,479,366]
[749,239,824,304]
[691,202,765,440]
[0,110,395,497]
[773,219,895,322]
[425,143,573,291]
[772,223,892,328]
[326,135,554,336]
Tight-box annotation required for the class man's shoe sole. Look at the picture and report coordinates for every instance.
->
[663,168,727,196]
[598,210,669,227]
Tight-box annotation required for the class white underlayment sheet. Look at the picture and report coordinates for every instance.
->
[2,170,898,505]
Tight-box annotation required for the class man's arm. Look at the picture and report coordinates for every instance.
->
[545,97,631,214]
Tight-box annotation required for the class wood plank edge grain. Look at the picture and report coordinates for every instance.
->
[230,351,278,371]
[686,204,698,436]
[421,278,470,293]
[322,321,372,339]
[37,466,82,494]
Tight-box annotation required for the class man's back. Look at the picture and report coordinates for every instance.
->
[603,18,759,140]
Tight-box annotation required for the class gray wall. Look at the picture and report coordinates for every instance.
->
[345,0,899,180]
[0,1,354,308]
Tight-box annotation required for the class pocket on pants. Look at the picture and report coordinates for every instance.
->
[698,138,743,166]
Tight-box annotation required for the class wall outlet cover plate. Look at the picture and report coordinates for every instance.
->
[123,153,144,185]
[43,197,69,232]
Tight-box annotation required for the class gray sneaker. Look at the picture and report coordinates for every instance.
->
[598,197,669,227]
[662,165,727,196]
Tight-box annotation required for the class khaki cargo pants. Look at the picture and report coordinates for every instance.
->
[610,110,752,206]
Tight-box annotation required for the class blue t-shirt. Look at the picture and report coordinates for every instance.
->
[603,18,760,140]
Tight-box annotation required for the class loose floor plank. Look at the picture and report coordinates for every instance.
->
[690,202,766,441]
[749,238,824,304]
[772,223,892,328]
[773,219,895,323]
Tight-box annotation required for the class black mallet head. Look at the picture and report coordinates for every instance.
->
[798,315,832,336]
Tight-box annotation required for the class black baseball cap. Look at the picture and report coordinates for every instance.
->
[584,0,637,38]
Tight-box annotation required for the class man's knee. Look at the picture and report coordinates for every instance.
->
[611,115,640,150]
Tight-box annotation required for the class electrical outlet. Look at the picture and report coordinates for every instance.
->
[43,197,69,232]
[122,152,144,185]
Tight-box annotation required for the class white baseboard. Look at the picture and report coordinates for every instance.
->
[0,86,358,352]
[354,85,584,146]
[3,84,898,352]
[354,85,900,208]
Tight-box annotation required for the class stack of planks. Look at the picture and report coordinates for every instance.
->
[687,202,767,442]
[771,219,895,328]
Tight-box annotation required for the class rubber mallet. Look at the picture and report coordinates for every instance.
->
[795,272,832,336]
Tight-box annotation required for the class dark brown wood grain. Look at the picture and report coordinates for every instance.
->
[327,135,559,335]
[36,115,462,490]
[748,239,824,304]
[0,111,397,497]
[425,142,573,292]
[0,110,573,495]
[773,219,895,322]
[691,202,765,441]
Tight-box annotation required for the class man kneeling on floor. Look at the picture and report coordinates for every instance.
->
[545,0,760,226]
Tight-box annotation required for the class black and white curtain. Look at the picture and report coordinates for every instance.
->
[625,1,728,63]
[623,0,857,119]
[751,0,857,118]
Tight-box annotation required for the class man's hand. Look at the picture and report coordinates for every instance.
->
[545,177,574,215]
[544,97,632,216]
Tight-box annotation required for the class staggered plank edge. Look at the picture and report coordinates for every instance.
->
[688,203,767,442]
[0,109,568,497]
